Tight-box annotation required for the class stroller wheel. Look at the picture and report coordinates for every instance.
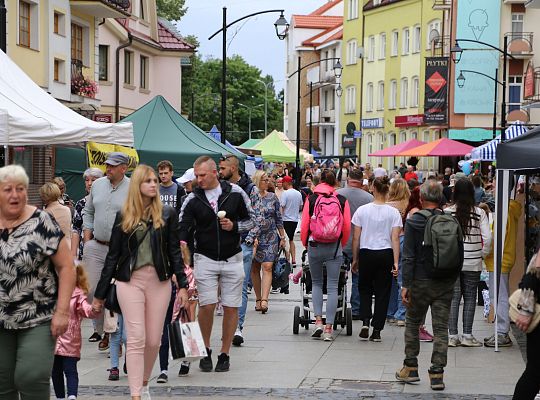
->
[293,306,300,334]
[346,308,353,336]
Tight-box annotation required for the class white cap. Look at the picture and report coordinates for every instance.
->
[177,168,196,184]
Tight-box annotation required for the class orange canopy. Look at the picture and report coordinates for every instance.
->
[397,138,474,157]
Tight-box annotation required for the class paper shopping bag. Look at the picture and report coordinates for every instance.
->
[168,310,207,361]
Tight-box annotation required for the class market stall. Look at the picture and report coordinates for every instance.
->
[397,138,474,157]
[470,122,528,161]
[368,139,426,157]
[253,130,304,163]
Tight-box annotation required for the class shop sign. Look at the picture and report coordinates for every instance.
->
[524,62,535,99]
[395,114,424,127]
[86,142,139,172]
[342,134,357,149]
[94,114,113,123]
[361,117,384,129]
[353,130,362,139]
[424,57,449,124]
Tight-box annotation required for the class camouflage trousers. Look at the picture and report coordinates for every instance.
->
[403,278,455,370]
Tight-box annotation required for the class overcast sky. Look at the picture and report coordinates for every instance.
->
[178,0,326,91]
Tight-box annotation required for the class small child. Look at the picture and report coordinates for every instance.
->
[51,264,100,400]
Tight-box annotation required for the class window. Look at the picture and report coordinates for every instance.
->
[324,50,329,72]
[377,81,384,110]
[423,131,430,143]
[345,85,356,113]
[402,28,410,55]
[71,24,83,62]
[391,30,398,56]
[400,131,407,144]
[368,36,375,62]
[366,83,373,112]
[413,25,421,53]
[379,33,386,59]
[411,131,418,140]
[378,133,384,151]
[389,80,397,109]
[411,76,419,107]
[54,12,59,34]
[512,13,524,34]
[348,0,358,20]
[400,78,408,108]
[347,40,357,65]
[19,2,31,47]
[98,45,109,81]
[427,20,441,49]
[54,59,60,81]
[509,75,523,112]
[324,90,329,111]
[330,89,335,110]
[124,50,133,85]
[368,134,373,155]
[139,0,146,20]
[140,55,149,89]
[389,133,396,146]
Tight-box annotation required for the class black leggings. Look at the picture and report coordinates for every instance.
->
[513,323,540,399]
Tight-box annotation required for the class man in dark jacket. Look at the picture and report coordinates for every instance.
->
[179,156,255,373]
[219,155,261,347]
[396,180,456,391]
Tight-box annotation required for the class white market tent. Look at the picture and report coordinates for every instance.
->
[0,50,133,147]
[470,121,528,161]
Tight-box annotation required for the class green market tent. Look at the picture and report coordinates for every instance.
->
[55,95,245,198]
[253,130,303,163]
[239,138,262,148]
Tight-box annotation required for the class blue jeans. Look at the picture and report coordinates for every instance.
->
[394,236,407,321]
[350,271,361,316]
[110,314,126,369]
[51,355,79,398]
[159,283,176,371]
[238,242,254,331]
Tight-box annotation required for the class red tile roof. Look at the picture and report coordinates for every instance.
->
[293,15,343,29]
[116,18,195,52]
[309,0,343,16]
[302,24,343,47]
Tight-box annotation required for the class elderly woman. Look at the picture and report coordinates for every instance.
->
[52,176,73,208]
[0,165,76,399]
[71,168,104,260]
[41,182,73,248]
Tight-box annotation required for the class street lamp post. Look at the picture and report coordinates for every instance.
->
[289,56,342,187]
[451,36,514,141]
[238,103,264,140]
[457,68,502,141]
[0,0,6,53]
[256,79,271,136]
[209,8,289,144]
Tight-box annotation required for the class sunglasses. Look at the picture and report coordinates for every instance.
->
[220,155,235,162]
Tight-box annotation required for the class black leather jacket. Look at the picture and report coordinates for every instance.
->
[95,205,188,300]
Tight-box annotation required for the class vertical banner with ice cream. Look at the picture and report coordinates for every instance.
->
[454,0,501,114]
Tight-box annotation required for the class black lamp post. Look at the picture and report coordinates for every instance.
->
[209,8,289,144]
[0,0,6,53]
[451,37,515,141]
[288,57,342,187]
[457,69,502,141]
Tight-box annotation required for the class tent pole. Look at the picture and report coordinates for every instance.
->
[4,145,8,165]
[493,169,503,352]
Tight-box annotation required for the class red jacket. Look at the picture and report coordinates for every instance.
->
[300,183,351,247]
[404,171,418,182]
[55,287,99,358]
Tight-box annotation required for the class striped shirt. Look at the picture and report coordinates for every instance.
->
[445,205,492,272]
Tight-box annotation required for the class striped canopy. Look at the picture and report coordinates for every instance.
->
[470,121,528,161]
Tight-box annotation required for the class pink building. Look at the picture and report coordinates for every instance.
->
[97,1,194,122]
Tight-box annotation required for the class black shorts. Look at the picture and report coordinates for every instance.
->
[283,221,298,241]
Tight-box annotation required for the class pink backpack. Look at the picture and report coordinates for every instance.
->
[308,193,344,243]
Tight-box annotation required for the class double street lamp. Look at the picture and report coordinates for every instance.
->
[209,8,289,144]
[238,103,264,140]
[256,79,272,136]
[288,57,343,186]
[451,37,515,141]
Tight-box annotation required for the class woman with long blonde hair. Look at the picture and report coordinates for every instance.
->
[93,165,189,400]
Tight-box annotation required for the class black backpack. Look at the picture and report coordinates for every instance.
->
[417,209,464,279]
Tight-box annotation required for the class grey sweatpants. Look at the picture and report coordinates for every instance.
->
[83,239,109,334]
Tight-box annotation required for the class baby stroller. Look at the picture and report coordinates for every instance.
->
[292,250,353,335]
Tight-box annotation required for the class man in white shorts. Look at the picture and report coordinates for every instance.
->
[179,156,255,373]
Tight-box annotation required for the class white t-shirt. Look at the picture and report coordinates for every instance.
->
[373,167,387,178]
[205,185,222,213]
[351,203,402,250]
[280,188,303,222]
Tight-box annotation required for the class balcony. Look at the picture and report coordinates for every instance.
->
[432,0,451,10]
[505,32,534,59]
[320,108,336,124]
[526,0,540,8]
[504,0,526,3]
[71,59,98,100]
[70,0,130,18]
[430,35,451,57]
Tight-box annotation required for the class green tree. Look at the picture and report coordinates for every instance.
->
[182,54,284,145]
[156,0,187,21]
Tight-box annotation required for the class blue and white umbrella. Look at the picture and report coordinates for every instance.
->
[470,121,528,161]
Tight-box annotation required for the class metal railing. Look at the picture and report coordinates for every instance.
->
[432,0,451,10]
[505,32,534,54]
[71,58,83,81]
[430,35,451,57]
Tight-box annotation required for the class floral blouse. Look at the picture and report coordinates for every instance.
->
[72,197,86,258]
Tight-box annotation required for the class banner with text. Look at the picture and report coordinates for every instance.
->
[424,57,449,125]
[86,142,139,172]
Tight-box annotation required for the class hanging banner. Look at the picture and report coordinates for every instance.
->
[424,57,449,125]
[86,142,139,172]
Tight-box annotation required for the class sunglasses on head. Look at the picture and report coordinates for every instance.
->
[220,154,235,162]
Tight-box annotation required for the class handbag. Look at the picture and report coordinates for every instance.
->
[509,289,540,333]
[168,308,207,361]
[272,247,291,290]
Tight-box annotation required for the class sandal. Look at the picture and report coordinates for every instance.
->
[255,299,262,311]
[260,299,269,314]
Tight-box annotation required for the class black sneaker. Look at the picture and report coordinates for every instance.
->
[215,353,230,372]
[199,348,213,372]
[428,368,445,390]
[178,362,190,376]
[232,329,244,347]
[156,372,168,383]
[108,367,119,381]
[359,326,369,340]
[369,329,382,342]
[88,332,101,342]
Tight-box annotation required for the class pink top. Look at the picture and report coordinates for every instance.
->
[172,264,197,322]
[55,287,99,358]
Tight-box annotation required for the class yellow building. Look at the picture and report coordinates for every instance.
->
[341,0,446,172]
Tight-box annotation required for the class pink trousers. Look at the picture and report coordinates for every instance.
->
[117,266,171,396]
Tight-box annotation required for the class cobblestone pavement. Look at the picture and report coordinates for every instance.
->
[78,384,512,399]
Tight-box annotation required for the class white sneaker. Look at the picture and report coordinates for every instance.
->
[232,328,244,346]
[141,385,151,400]
[460,335,482,347]
[448,335,461,347]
